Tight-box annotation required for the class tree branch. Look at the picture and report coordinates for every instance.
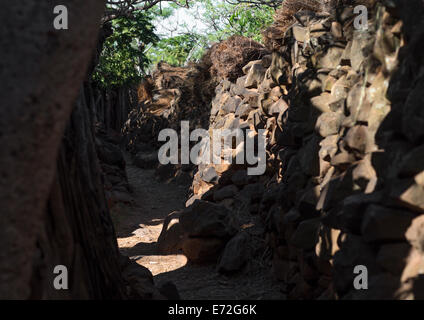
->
[103,0,191,23]
[225,0,282,10]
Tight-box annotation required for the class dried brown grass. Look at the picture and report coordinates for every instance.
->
[207,35,269,82]
[152,62,195,90]
[263,0,378,50]
[137,75,154,104]
[263,0,325,49]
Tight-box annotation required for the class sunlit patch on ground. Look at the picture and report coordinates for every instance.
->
[113,155,285,299]
[135,255,188,276]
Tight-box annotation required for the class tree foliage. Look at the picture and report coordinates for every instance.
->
[94,0,279,87]
[103,0,191,22]
[203,1,275,42]
[147,0,276,66]
[147,33,205,66]
[93,10,159,88]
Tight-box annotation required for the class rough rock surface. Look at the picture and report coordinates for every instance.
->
[170,0,424,299]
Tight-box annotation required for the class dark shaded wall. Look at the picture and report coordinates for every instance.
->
[0,0,130,299]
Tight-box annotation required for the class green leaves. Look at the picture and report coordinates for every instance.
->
[147,33,207,66]
[93,1,276,86]
[210,2,275,43]
[147,1,276,67]
[93,10,159,88]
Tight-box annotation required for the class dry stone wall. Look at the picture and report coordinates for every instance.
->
[159,0,424,299]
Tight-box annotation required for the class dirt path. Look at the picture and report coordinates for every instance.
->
[111,155,285,300]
